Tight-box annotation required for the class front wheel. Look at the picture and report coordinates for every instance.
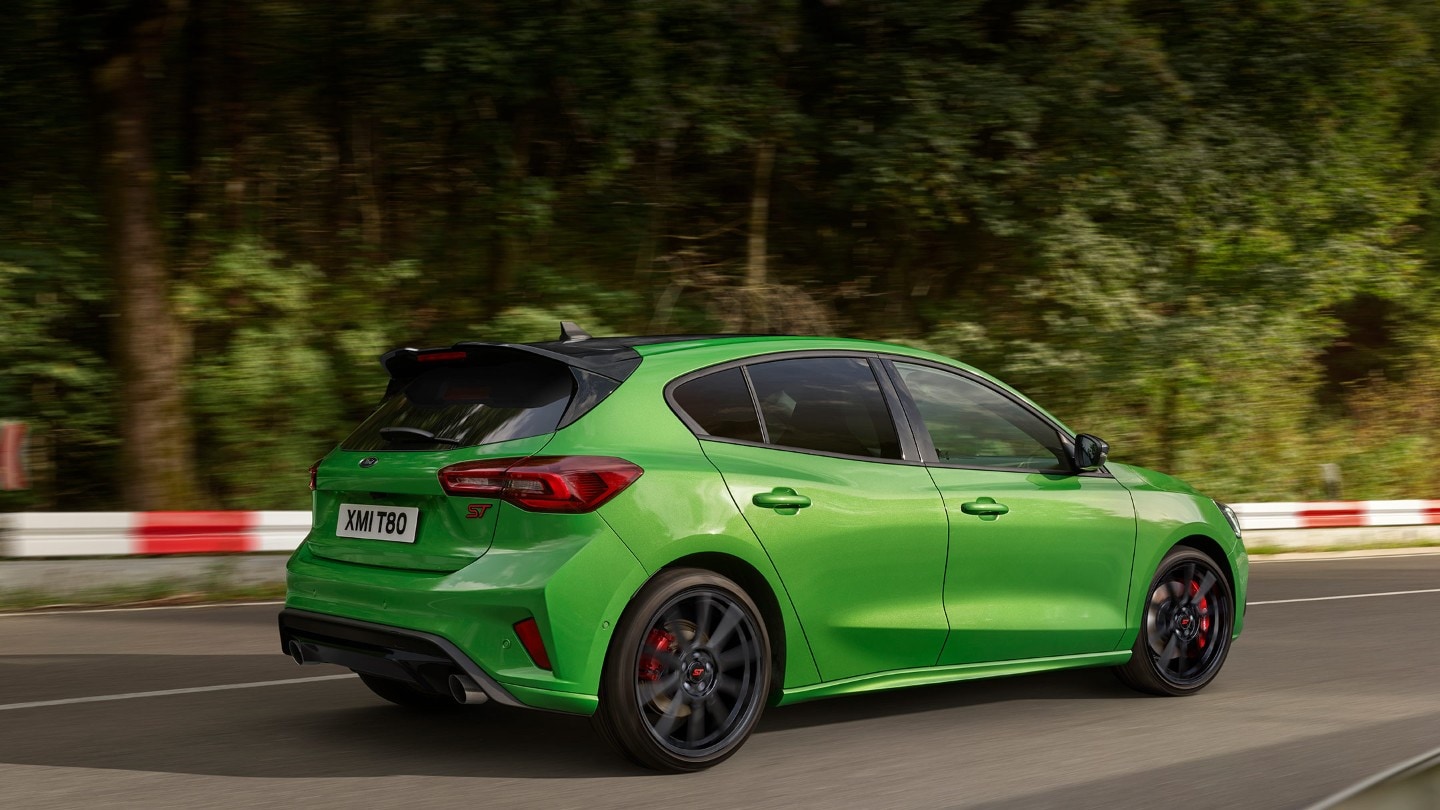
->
[592,569,771,772]
[1115,547,1235,696]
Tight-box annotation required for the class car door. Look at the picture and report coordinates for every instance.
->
[885,360,1138,665]
[670,355,949,682]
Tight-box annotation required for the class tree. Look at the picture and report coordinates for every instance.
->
[76,0,200,509]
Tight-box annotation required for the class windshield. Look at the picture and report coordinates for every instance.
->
[341,358,575,452]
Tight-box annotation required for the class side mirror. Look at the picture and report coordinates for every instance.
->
[1073,434,1109,471]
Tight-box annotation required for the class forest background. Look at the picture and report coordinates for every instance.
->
[3,0,1440,512]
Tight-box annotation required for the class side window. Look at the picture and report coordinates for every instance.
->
[671,367,763,442]
[894,362,1068,471]
[746,357,902,460]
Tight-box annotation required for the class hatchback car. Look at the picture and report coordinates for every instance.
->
[280,325,1247,771]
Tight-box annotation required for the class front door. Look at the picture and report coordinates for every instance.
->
[887,361,1137,665]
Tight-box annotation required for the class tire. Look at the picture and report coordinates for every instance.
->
[1115,546,1235,696]
[357,672,457,710]
[592,568,771,772]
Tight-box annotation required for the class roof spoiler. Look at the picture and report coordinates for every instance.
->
[380,323,639,385]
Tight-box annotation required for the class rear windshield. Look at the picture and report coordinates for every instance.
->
[341,358,575,452]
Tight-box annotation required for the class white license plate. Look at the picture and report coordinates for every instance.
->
[337,504,420,543]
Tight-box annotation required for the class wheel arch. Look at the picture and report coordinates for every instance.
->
[1173,534,1236,599]
[658,551,792,697]
[1123,526,1244,650]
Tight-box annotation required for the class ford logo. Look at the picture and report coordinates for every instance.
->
[359,457,378,468]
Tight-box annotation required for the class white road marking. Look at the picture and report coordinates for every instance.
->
[0,601,284,619]
[1250,588,1440,606]
[0,674,355,712]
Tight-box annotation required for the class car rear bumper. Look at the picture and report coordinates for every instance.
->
[282,514,649,715]
[278,608,525,707]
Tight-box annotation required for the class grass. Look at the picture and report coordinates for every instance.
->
[0,579,286,612]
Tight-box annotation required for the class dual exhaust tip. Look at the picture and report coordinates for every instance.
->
[288,640,488,705]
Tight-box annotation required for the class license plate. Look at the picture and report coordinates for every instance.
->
[337,504,420,543]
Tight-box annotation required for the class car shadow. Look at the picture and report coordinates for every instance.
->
[0,653,1130,780]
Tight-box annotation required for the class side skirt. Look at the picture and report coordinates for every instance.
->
[776,650,1132,706]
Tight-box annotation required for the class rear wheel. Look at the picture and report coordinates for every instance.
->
[1115,546,1234,696]
[357,673,456,709]
[592,569,771,771]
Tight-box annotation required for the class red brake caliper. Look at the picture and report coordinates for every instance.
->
[1192,581,1210,649]
[638,628,675,682]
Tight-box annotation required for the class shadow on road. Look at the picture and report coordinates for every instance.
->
[0,653,1132,780]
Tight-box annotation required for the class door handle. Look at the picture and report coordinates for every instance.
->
[960,497,1009,521]
[753,487,812,515]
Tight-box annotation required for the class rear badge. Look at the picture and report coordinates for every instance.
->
[359,457,378,468]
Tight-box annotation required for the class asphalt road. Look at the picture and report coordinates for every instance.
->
[1,552,1437,809]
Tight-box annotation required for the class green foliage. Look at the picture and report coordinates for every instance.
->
[0,257,116,510]
[3,0,1440,507]
[180,243,344,508]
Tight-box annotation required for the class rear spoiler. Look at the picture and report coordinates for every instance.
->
[380,343,641,383]
[378,329,643,430]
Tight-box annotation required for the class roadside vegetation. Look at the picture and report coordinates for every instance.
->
[0,581,286,612]
[3,1,1440,510]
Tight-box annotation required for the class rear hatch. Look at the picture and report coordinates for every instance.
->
[307,344,619,572]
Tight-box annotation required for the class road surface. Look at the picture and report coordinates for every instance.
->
[1,552,1437,808]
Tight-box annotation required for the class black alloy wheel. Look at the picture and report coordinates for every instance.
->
[1115,546,1235,696]
[593,569,771,771]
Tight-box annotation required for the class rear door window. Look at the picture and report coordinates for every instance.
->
[746,357,902,460]
[341,359,574,452]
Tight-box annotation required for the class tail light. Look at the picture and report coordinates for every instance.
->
[438,456,643,513]
[309,460,321,491]
[513,617,552,670]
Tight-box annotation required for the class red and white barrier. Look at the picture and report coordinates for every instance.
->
[2,501,1439,558]
[1230,501,1440,531]
[0,511,309,558]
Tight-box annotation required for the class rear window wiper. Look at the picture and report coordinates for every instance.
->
[379,426,464,445]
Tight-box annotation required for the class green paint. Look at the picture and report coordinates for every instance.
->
[286,334,1247,722]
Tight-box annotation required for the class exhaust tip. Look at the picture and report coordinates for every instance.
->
[448,673,489,705]
[288,640,308,666]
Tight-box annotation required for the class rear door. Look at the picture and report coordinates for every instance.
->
[671,355,949,682]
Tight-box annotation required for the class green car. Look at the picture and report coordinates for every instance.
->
[280,326,1247,771]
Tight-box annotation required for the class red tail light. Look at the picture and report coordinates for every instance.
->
[309,461,320,491]
[513,617,552,670]
[438,456,643,513]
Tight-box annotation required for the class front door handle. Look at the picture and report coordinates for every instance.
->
[960,497,1009,521]
[753,487,812,515]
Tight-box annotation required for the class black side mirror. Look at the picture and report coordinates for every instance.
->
[1073,434,1109,471]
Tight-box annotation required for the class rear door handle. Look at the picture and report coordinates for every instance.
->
[753,487,812,515]
[960,497,1009,521]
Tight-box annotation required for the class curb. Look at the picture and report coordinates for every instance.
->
[1310,745,1440,809]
